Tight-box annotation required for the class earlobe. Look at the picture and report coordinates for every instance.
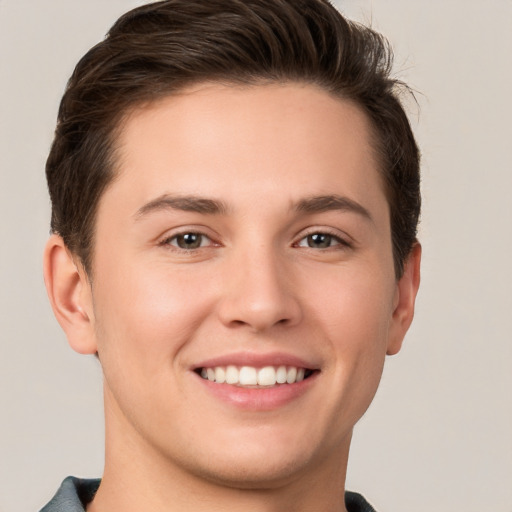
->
[386,243,421,356]
[43,234,97,355]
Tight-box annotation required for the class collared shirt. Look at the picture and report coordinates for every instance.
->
[40,476,378,512]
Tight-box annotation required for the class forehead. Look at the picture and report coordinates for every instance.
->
[104,82,389,236]
[110,82,385,208]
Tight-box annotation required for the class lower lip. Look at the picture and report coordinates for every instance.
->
[194,372,318,411]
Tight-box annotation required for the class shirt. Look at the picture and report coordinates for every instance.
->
[40,476,378,511]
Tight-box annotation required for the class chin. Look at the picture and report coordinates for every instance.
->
[168,425,342,490]
[189,452,311,490]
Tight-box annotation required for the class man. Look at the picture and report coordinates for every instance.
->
[41,0,421,511]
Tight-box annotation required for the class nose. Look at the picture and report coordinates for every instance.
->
[217,246,302,332]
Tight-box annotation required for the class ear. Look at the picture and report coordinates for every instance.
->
[386,243,421,356]
[43,234,97,355]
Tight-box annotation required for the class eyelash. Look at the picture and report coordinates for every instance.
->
[159,229,351,252]
[294,229,352,250]
[159,231,215,250]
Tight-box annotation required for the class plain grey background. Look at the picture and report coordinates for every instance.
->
[1,1,511,511]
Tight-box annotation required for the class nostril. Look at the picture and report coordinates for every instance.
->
[226,316,291,329]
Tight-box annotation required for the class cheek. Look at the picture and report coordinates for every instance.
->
[308,262,395,342]
[90,260,220,429]
[91,257,216,372]
[308,265,395,393]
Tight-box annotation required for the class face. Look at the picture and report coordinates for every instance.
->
[78,83,416,486]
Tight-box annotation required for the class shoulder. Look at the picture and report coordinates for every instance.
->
[345,491,379,512]
[39,476,100,512]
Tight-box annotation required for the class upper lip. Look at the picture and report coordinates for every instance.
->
[192,351,320,371]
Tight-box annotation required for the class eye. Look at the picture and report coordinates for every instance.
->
[163,232,212,250]
[296,232,347,249]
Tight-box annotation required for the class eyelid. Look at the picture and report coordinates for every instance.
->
[157,226,220,249]
[155,225,353,250]
[294,227,353,248]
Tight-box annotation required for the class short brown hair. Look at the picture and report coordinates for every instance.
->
[46,0,420,277]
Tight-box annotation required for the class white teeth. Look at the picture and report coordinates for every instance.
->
[214,366,226,384]
[286,366,297,384]
[199,365,311,387]
[225,365,239,384]
[257,366,276,386]
[276,365,287,384]
[239,366,257,385]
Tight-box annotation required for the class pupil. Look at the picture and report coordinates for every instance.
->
[178,233,201,249]
[308,233,331,248]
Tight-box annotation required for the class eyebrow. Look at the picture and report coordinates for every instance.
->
[295,194,373,222]
[134,193,372,222]
[135,194,228,219]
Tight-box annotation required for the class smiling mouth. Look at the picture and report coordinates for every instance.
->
[196,365,316,387]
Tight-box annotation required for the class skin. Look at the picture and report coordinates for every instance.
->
[44,82,421,512]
